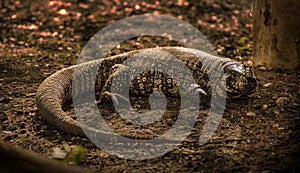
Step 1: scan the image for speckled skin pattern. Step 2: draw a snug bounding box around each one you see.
[36,47,257,138]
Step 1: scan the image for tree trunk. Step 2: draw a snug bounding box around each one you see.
[0,141,94,173]
[252,0,300,70]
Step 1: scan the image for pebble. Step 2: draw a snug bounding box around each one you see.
[262,104,268,110]
[274,110,280,116]
[263,83,273,87]
[259,66,267,71]
[63,143,71,152]
[2,131,12,134]
[3,120,10,125]
[51,147,67,159]
[246,111,256,117]
[272,123,279,128]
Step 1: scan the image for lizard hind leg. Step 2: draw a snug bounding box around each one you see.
[100,64,131,105]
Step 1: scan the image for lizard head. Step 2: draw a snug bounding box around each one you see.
[224,63,257,98]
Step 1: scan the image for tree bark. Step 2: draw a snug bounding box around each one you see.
[0,141,94,173]
[252,0,300,70]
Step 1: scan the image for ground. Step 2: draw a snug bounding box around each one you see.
[0,0,299,172]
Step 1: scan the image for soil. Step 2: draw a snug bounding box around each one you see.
[0,0,299,172]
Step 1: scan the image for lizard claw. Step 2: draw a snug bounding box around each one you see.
[188,84,207,96]
[101,91,130,105]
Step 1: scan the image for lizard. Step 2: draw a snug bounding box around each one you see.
[36,47,257,141]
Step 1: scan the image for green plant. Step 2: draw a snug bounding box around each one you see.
[60,143,86,164]
[68,145,86,164]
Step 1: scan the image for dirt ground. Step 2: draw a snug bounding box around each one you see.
[0,0,299,172]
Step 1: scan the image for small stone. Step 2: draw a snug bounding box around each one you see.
[180,148,195,154]
[259,66,267,71]
[274,110,280,116]
[2,131,12,134]
[262,104,268,110]
[263,83,273,87]
[51,147,67,159]
[3,120,10,125]
[273,123,279,128]
[82,138,88,141]
[246,112,256,117]
[68,161,76,165]
[63,143,71,152]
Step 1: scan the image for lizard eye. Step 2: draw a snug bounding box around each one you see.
[245,67,255,77]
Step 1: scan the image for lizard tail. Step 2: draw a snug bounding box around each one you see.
[36,66,86,137]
